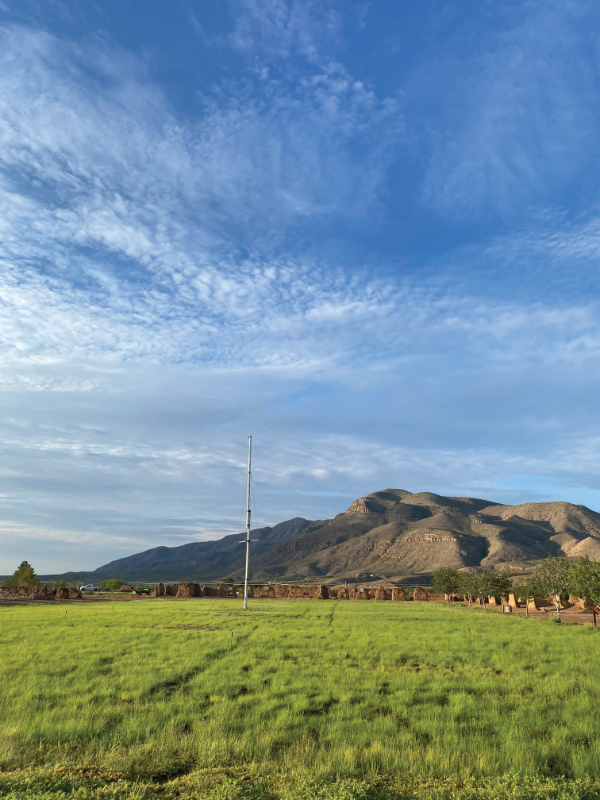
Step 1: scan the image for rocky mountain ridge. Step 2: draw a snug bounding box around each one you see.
[91,489,600,582]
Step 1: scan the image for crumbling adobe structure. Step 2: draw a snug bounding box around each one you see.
[155,583,332,599]
[248,584,331,600]
[0,586,82,600]
[149,581,598,612]
[175,583,202,598]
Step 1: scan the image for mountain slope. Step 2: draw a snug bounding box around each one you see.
[92,489,600,581]
[94,517,313,581]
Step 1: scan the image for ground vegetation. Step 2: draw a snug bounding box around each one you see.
[1,599,600,798]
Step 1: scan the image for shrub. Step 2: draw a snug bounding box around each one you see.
[100,579,126,592]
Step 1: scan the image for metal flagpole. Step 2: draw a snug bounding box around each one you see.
[243,436,252,610]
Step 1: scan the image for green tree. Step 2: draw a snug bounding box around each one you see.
[100,579,126,592]
[480,570,512,603]
[531,557,571,620]
[431,568,461,597]
[471,571,491,609]
[459,572,477,606]
[460,570,512,609]
[569,556,600,606]
[511,578,538,616]
[1,561,42,587]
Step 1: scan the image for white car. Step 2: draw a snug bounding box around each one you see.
[80,584,99,591]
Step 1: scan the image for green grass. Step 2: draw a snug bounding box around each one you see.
[1,599,600,798]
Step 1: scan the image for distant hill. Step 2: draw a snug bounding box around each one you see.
[93,517,313,582]
[90,489,600,582]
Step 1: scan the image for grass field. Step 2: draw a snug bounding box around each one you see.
[2,598,600,799]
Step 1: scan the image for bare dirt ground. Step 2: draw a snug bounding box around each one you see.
[0,594,134,607]
[459,600,599,626]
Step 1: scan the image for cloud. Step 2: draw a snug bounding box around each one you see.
[0,21,403,389]
[229,0,343,62]
[417,0,600,221]
[0,22,402,265]
[2,9,600,573]
[5,385,600,572]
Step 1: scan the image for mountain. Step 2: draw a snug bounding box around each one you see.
[91,489,600,582]
[94,517,313,581]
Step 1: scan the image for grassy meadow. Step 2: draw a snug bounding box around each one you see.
[2,598,600,799]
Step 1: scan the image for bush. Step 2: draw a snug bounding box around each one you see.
[100,579,126,592]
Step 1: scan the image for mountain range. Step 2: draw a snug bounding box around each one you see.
[91,489,600,583]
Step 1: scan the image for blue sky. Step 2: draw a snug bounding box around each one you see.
[2,0,600,572]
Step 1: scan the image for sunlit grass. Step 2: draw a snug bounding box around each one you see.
[1,599,600,798]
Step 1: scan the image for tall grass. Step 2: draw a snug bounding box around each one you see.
[1,599,599,797]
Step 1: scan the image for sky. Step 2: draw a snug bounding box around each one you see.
[2,0,600,573]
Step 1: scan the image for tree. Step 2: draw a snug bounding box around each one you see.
[459,573,477,606]
[100,579,126,592]
[432,568,462,597]
[479,570,512,603]
[511,579,538,617]
[531,557,571,620]
[569,557,600,606]
[460,570,512,609]
[471,571,490,609]
[1,561,42,587]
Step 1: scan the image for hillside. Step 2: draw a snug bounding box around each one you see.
[91,489,600,582]
[94,517,313,582]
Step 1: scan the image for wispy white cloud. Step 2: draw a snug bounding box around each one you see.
[229,0,342,62]
[0,22,401,256]
[418,0,600,220]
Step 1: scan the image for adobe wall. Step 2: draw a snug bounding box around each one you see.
[337,586,406,601]
[249,584,332,600]
[156,583,332,600]
[152,582,595,612]
[0,586,82,600]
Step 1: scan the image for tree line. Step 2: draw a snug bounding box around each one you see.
[432,556,600,620]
